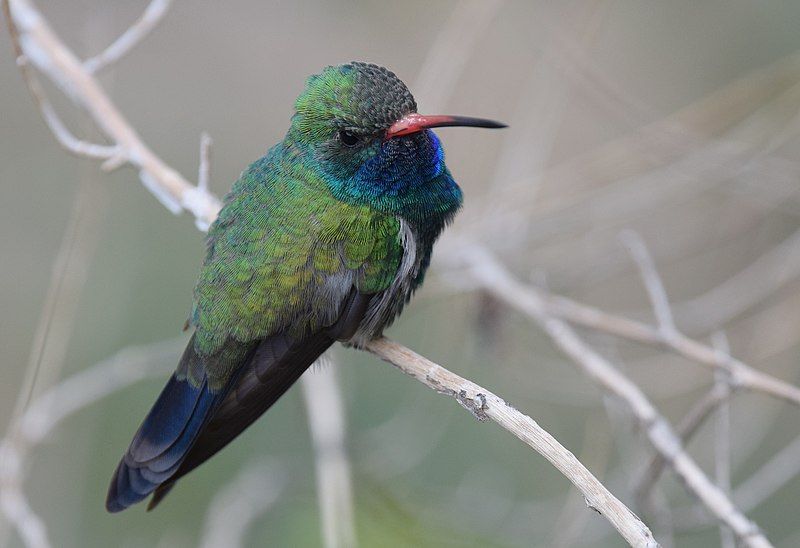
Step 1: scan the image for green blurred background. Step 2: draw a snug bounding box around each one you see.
[3,1,800,546]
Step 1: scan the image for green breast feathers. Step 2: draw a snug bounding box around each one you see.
[190,153,403,356]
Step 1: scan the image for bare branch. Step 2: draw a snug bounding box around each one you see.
[551,414,613,548]
[364,337,659,548]
[619,231,677,335]
[301,358,357,548]
[0,488,47,548]
[712,333,735,548]
[532,288,800,406]
[458,244,771,548]
[197,131,212,193]
[4,0,220,229]
[635,379,734,505]
[83,0,171,74]
[2,2,117,160]
[677,433,800,530]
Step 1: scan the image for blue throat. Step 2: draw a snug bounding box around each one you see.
[323,130,463,229]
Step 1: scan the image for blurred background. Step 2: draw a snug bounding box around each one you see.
[3,1,800,546]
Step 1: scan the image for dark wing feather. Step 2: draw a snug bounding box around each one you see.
[105,338,247,512]
[147,292,372,509]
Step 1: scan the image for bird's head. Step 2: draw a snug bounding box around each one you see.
[288,62,505,221]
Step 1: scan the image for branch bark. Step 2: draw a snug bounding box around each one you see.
[365,337,658,548]
[4,0,220,230]
[457,244,772,548]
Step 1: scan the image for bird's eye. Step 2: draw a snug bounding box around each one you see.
[338,130,360,147]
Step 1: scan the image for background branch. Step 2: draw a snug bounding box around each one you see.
[301,358,358,548]
[4,0,220,230]
[82,0,171,75]
[456,244,771,548]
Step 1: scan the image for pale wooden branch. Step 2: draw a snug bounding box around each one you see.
[457,244,771,548]
[550,414,613,548]
[83,0,171,74]
[712,334,735,548]
[301,358,357,548]
[536,285,800,406]
[2,1,117,160]
[0,487,46,548]
[364,337,659,548]
[4,0,221,230]
[635,378,734,506]
[618,230,677,335]
[676,433,800,530]
[197,131,212,193]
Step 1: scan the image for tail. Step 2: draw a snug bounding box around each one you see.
[107,292,371,512]
[105,332,334,512]
[105,339,227,512]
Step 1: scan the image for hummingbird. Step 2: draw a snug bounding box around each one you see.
[106,62,505,512]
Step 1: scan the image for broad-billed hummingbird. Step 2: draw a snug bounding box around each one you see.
[106,62,505,512]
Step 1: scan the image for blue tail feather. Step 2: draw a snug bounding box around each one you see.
[105,374,219,513]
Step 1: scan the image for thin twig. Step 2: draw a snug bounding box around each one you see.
[197,131,212,193]
[4,0,220,229]
[301,358,357,548]
[635,379,734,507]
[2,0,117,159]
[535,289,800,406]
[83,0,171,74]
[712,333,735,548]
[459,244,771,548]
[364,337,659,548]
[0,489,47,548]
[676,433,800,530]
[619,230,677,334]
